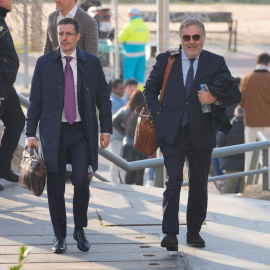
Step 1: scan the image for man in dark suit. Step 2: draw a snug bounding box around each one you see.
[144,18,241,250]
[44,0,98,56]
[25,18,112,253]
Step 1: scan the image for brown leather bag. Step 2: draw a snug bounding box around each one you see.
[134,49,179,156]
[19,146,47,197]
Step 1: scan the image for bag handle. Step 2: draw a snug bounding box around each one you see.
[25,146,39,156]
[159,48,179,104]
[135,105,149,117]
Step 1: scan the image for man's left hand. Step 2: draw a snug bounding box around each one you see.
[100,134,110,150]
[197,84,217,104]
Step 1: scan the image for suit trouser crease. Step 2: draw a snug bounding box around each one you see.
[0,86,25,168]
[47,122,90,239]
[161,125,212,234]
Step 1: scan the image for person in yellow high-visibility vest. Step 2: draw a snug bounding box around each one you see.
[118,7,150,91]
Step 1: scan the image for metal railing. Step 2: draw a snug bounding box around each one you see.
[18,93,270,191]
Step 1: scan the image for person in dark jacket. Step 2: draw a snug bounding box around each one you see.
[25,18,112,254]
[0,0,25,191]
[217,106,245,193]
[144,18,241,250]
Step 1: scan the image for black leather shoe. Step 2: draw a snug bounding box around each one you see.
[52,238,67,253]
[161,232,178,251]
[186,232,205,247]
[0,184,4,191]
[73,228,90,252]
[0,169,19,183]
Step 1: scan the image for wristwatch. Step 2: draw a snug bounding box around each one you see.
[214,98,223,106]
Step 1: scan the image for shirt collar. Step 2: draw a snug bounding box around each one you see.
[60,48,77,60]
[255,64,269,71]
[59,4,77,18]
[69,5,78,18]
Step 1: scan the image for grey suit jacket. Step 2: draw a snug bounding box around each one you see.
[43,7,98,56]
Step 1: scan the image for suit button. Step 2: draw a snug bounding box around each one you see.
[86,88,89,90]
[186,102,188,105]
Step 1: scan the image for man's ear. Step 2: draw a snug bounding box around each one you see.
[76,33,81,42]
[0,0,5,8]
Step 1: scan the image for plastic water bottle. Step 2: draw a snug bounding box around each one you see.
[200,84,211,113]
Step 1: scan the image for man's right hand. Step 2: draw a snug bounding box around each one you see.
[26,137,39,150]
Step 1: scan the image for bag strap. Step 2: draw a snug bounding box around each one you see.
[125,111,135,128]
[159,48,179,104]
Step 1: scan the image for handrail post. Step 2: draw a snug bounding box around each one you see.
[262,148,269,190]
[155,165,164,188]
[246,150,259,186]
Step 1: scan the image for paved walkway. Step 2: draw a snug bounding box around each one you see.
[0,179,270,270]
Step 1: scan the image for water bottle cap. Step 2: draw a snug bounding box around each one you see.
[200,84,205,87]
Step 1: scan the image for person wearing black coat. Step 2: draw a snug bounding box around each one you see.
[25,18,112,254]
[144,18,241,250]
[0,0,26,190]
[217,106,245,193]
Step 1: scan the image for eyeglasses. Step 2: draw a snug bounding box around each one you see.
[181,34,201,42]
[57,32,77,38]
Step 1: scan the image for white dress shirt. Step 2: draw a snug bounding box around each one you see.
[57,5,78,23]
[181,49,200,85]
[60,49,81,122]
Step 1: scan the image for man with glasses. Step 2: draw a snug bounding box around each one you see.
[144,18,241,250]
[25,18,112,254]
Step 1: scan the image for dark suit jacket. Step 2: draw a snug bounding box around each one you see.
[43,7,98,56]
[26,47,112,172]
[143,46,241,150]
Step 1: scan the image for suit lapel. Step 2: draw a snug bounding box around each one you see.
[53,12,58,28]
[74,7,82,22]
[52,12,58,45]
[76,48,87,94]
[189,50,208,97]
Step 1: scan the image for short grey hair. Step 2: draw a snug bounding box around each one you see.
[179,18,205,35]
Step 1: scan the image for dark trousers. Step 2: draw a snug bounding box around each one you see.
[161,125,212,234]
[0,84,25,169]
[125,168,145,186]
[47,122,90,239]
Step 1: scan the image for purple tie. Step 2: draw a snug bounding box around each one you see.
[64,56,77,124]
